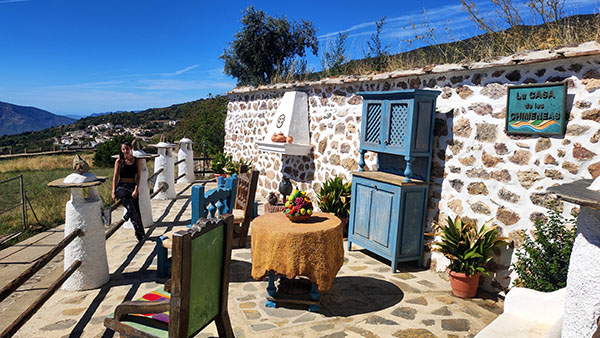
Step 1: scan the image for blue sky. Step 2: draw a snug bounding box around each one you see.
[0,0,597,117]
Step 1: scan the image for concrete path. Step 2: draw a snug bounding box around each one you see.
[0,182,503,337]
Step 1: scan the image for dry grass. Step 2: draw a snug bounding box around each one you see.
[0,153,96,173]
[292,10,600,83]
[0,153,114,245]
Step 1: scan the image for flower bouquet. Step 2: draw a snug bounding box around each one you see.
[284,189,313,222]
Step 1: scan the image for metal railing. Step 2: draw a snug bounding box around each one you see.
[194,156,213,176]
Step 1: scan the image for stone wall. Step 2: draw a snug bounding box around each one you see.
[225,42,600,291]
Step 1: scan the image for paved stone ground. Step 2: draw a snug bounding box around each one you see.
[1,182,503,337]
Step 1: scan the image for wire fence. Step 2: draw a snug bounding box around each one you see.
[0,175,39,244]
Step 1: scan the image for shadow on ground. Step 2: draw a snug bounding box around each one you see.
[320,276,404,316]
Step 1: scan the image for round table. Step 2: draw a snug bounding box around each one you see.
[251,212,344,310]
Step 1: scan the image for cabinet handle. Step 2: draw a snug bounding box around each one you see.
[371,184,378,190]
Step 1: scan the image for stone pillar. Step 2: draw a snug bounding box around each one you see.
[49,170,109,291]
[548,178,600,338]
[177,138,195,184]
[152,142,176,199]
[123,151,156,228]
[562,207,600,337]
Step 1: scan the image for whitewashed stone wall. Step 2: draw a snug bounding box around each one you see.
[225,43,600,291]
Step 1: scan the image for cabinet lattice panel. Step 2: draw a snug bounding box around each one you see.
[388,103,408,146]
[365,103,382,144]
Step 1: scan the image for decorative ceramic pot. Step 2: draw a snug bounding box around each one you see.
[267,191,279,205]
[279,177,292,197]
[447,269,480,298]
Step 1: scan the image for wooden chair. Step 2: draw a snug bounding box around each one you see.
[156,176,237,278]
[231,170,259,248]
[105,215,234,338]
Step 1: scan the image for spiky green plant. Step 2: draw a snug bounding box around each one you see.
[211,152,232,174]
[317,177,352,219]
[434,216,507,276]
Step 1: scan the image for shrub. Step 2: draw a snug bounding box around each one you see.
[512,206,577,291]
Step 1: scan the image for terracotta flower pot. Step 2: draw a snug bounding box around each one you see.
[214,173,227,183]
[447,269,480,298]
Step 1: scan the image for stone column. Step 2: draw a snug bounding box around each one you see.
[49,169,109,291]
[176,138,195,184]
[151,141,176,199]
[125,151,157,228]
[548,178,600,338]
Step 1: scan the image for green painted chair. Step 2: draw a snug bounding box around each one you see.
[104,215,234,338]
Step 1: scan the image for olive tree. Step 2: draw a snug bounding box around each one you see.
[221,6,318,86]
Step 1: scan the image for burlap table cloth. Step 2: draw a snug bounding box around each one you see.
[251,212,344,293]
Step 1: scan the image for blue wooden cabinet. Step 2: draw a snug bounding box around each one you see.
[348,90,440,271]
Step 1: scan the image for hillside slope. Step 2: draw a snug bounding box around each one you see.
[0,102,75,136]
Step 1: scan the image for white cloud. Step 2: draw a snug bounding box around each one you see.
[171,64,200,76]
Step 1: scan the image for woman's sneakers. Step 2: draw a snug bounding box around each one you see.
[122,212,130,221]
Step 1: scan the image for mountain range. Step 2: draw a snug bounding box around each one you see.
[0,101,76,136]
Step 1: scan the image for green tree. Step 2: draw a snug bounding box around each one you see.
[321,32,348,76]
[221,6,319,86]
[93,135,134,167]
[171,96,228,157]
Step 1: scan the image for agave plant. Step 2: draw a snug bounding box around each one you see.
[211,152,232,174]
[434,216,507,276]
[317,177,352,219]
[225,157,253,175]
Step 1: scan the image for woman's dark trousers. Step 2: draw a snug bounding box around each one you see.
[115,183,144,238]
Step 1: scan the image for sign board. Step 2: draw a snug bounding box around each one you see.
[506,82,567,135]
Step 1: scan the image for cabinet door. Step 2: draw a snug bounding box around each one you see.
[399,189,426,258]
[369,187,395,248]
[361,101,384,152]
[352,182,373,239]
[383,100,412,154]
[411,99,434,154]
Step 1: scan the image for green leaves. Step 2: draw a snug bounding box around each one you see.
[433,216,507,276]
[512,205,577,292]
[316,176,352,219]
[221,6,318,86]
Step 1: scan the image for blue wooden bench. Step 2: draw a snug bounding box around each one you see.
[156,176,237,278]
[105,215,235,337]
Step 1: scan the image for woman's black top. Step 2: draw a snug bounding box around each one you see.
[120,158,137,179]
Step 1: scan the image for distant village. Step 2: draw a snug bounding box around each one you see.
[58,120,178,148]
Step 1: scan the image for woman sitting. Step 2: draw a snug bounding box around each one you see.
[112,141,144,241]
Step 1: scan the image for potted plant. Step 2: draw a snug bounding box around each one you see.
[433,216,507,298]
[225,158,252,175]
[317,177,352,234]
[211,152,231,182]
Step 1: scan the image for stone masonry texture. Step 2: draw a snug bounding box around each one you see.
[225,43,600,292]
